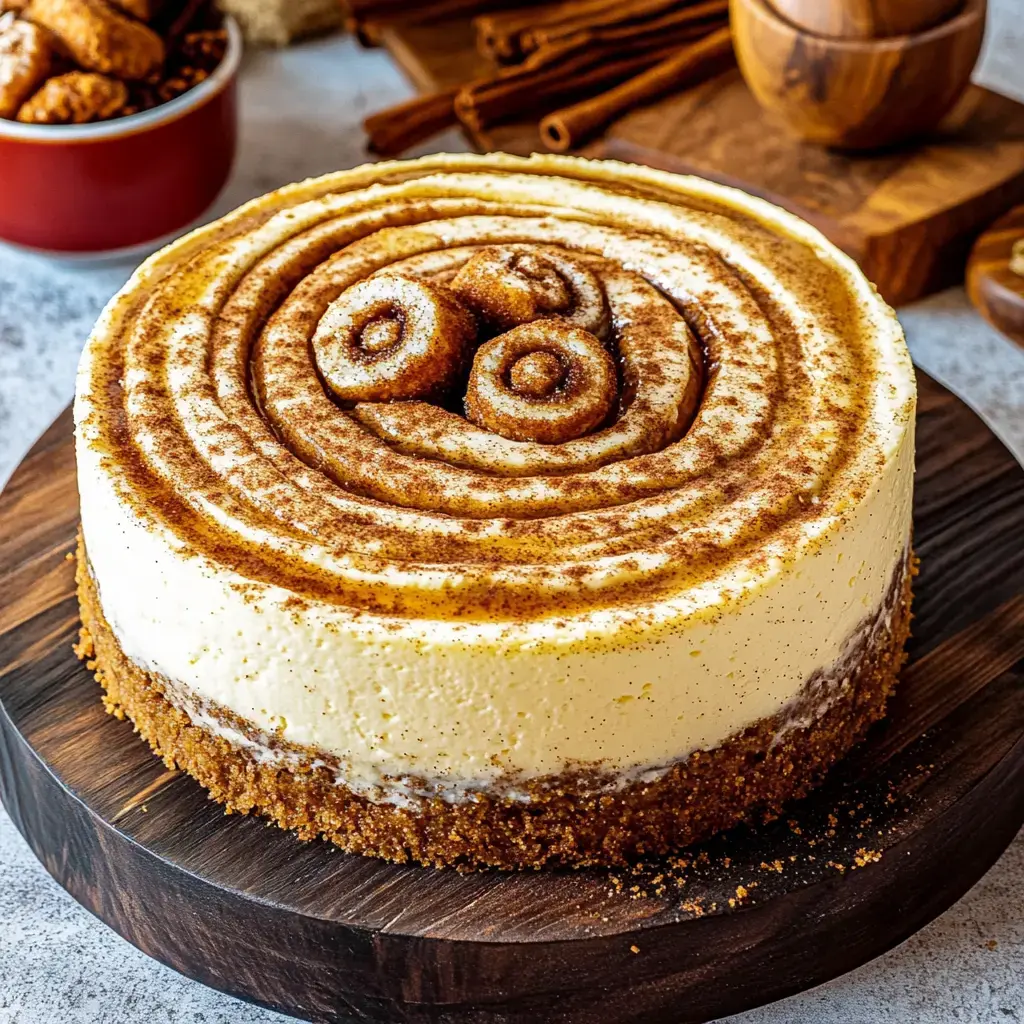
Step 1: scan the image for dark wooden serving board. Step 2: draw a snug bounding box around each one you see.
[2,373,1024,1024]
[380,19,1024,307]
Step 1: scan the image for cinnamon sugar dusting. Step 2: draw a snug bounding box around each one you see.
[75,153,913,625]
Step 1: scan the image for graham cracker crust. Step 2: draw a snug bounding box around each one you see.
[75,537,914,870]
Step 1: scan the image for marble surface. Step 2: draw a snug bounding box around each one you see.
[2,7,1024,1022]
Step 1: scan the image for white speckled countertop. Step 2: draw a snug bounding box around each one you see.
[2,8,1024,1023]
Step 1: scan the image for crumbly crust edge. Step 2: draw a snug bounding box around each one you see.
[75,536,914,870]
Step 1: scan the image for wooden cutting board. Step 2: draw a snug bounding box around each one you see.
[2,373,1024,1023]
[381,19,1024,307]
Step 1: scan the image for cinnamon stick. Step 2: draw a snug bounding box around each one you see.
[363,3,730,154]
[528,0,728,53]
[474,0,624,62]
[364,29,591,153]
[474,7,543,62]
[455,35,681,133]
[524,0,686,53]
[363,87,460,156]
[476,0,700,63]
[539,24,734,152]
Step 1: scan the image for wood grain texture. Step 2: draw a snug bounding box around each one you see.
[379,19,550,156]
[967,203,1024,348]
[380,18,1024,307]
[605,74,1024,306]
[731,0,985,149]
[768,0,966,39]
[0,374,1023,1023]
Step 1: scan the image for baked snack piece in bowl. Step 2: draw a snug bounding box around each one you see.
[0,3,239,254]
[74,153,916,869]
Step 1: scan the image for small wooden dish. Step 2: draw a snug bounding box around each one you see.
[967,204,1024,349]
[769,0,967,39]
[730,0,986,149]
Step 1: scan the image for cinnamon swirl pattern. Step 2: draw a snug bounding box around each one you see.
[75,154,916,868]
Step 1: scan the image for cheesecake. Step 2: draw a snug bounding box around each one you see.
[74,153,916,868]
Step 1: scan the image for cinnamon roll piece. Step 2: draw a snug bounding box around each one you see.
[313,274,476,403]
[24,0,165,80]
[465,320,617,444]
[451,245,610,337]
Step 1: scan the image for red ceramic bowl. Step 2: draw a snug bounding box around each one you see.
[0,17,241,256]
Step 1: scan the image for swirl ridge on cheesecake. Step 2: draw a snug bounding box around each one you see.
[74,153,916,868]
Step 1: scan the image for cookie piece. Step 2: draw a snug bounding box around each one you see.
[25,0,164,80]
[17,67,126,121]
[0,13,52,119]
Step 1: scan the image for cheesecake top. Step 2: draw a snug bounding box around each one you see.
[76,152,914,633]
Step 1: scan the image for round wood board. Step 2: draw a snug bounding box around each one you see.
[1,372,1024,1024]
[967,204,1024,348]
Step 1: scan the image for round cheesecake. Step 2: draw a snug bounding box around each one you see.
[74,153,916,869]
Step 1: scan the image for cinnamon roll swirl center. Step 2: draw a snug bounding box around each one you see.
[509,350,565,399]
[359,313,403,355]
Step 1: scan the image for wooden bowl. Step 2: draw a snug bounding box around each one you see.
[731,0,987,150]
[769,0,967,39]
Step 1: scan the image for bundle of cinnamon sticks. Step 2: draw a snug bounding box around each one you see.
[351,0,734,157]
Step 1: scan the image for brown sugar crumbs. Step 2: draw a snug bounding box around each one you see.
[853,848,881,868]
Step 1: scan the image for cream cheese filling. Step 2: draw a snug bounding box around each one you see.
[77,418,913,803]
